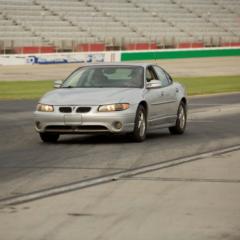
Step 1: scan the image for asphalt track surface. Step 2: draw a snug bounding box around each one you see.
[0,93,240,202]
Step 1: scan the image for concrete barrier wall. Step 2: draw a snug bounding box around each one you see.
[0,51,121,66]
[1,47,240,66]
[121,47,240,61]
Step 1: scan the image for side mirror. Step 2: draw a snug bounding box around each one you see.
[146,80,162,89]
[54,80,63,88]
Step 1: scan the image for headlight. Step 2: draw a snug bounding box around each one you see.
[98,103,129,112]
[36,104,54,112]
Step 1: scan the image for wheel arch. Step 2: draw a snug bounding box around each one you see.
[181,97,187,107]
[138,101,148,116]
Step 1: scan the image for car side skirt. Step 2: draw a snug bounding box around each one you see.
[147,115,177,130]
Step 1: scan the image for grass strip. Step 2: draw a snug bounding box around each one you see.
[0,76,240,100]
[0,81,53,100]
[176,75,240,96]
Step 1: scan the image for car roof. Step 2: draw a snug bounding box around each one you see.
[81,62,153,68]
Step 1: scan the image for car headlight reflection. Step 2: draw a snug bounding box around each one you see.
[98,103,129,112]
[37,104,54,112]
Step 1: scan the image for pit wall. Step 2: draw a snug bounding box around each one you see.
[0,47,239,66]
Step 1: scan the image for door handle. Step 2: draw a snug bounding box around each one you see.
[161,92,164,96]
[176,88,179,93]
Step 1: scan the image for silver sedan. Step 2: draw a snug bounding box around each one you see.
[34,63,187,142]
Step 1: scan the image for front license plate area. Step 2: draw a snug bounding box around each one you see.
[64,114,82,125]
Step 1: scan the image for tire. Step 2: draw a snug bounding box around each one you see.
[132,105,147,142]
[169,102,187,135]
[39,132,59,143]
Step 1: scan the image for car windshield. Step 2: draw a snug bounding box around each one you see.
[62,66,144,88]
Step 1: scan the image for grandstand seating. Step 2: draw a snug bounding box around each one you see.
[0,0,239,53]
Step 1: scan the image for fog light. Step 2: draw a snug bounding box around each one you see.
[35,121,41,129]
[113,121,123,130]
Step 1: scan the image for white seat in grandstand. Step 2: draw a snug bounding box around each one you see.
[0,32,33,37]
[42,32,90,38]
[68,16,110,22]
[26,21,70,27]
[0,26,21,31]
[0,0,239,51]
[0,5,41,10]
[12,16,61,21]
[84,22,121,28]
[51,38,97,49]
[30,26,80,32]
[0,37,43,48]
[124,37,149,43]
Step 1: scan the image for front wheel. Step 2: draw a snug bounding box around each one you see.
[169,102,187,135]
[39,132,59,143]
[132,105,147,142]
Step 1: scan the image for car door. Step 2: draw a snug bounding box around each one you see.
[152,65,178,117]
[144,65,170,127]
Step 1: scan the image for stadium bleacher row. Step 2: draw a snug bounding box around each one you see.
[0,0,239,53]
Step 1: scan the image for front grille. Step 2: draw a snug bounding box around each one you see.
[59,106,91,113]
[45,125,108,132]
[76,107,91,113]
[59,107,72,113]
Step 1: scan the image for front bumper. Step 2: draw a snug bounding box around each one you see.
[34,105,136,134]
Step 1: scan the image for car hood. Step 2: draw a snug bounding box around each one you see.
[40,88,143,105]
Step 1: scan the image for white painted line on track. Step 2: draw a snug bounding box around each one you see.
[189,103,240,119]
[188,120,216,123]
[0,145,240,206]
[189,104,230,106]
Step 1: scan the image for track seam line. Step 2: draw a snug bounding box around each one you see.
[120,177,240,183]
[0,145,240,206]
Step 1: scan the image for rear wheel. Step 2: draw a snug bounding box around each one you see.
[169,102,187,135]
[132,105,147,142]
[39,132,59,143]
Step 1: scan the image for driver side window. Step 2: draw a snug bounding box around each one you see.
[146,67,156,82]
[153,66,171,87]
